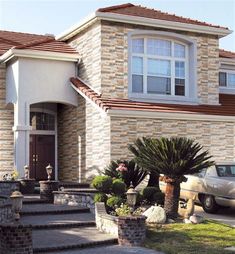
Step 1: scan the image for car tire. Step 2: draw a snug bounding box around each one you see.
[202,195,219,214]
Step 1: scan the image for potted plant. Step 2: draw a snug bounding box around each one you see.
[20,165,35,194]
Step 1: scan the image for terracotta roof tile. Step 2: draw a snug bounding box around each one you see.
[98,3,228,30]
[219,49,235,59]
[0,30,77,56]
[71,77,235,117]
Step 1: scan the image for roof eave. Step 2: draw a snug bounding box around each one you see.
[0,48,80,63]
[219,57,235,66]
[56,11,232,41]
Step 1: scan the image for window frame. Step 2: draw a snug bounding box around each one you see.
[219,70,235,88]
[128,30,198,104]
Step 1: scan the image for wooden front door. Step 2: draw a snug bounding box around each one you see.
[30,135,55,181]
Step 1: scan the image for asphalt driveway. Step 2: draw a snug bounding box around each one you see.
[195,205,235,227]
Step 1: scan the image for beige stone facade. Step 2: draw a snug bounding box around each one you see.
[0,63,14,178]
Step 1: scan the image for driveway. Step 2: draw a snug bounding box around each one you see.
[194,205,235,227]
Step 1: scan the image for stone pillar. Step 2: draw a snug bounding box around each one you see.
[0,224,33,254]
[13,102,31,178]
[118,216,146,246]
[39,181,59,203]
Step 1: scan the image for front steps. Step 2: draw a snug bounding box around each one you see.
[20,195,117,253]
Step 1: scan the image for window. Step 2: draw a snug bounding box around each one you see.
[30,112,55,130]
[131,37,188,97]
[219,71,235,88]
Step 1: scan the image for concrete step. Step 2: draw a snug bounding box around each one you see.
[20,212,95,229]
[21,204,90,215]
[32,227,117,253]
[23,194,48,204]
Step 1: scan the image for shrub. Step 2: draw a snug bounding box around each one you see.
[112,179,126,196]
[142,186,164,204]
[91,175,112,194]
[94,193,108,203]
[106,196,124,209]
[104,160,147,188]
[115,203,131,216]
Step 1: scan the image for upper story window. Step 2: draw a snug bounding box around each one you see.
[219,71,235,88]
[128,31,197,104]
[132,38,187,96]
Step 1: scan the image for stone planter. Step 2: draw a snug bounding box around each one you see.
[0,181,20,196]
[39,181,59,203]
[0,223,33,254]
[20,179,35,194]
[118,216,146,246]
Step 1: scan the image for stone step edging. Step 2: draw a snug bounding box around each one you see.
[32,221,96,230]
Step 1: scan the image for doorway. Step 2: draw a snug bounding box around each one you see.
[30,135,55,180]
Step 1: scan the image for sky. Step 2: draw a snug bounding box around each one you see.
[0,0,234,51]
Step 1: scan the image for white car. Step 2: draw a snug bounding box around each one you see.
[160,163,235,213]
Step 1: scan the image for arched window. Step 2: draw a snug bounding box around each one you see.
[128,31,197,103]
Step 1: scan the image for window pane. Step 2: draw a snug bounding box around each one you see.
[219,72,227,87]
[228,73,235,87]
[174,43,185,58]
[30,112,55,130]
[148,59,171,76]
[147,76,171,94]
[132,39,144,53]
[147,39,171,56]
[132,75,143,93]
[175,78,185,96]
[175,61,185,78]
[132,57,143,74]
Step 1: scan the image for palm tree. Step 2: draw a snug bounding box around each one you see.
[129,137,214,219]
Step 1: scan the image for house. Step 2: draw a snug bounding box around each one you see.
[0,3,235,183]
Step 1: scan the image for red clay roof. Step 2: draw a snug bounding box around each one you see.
[219,49,235,59]
[98,3,228,30]
[0,30,77,56]
[71,77,235,117]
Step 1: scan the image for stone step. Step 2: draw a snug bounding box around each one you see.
[23,194,48,204]
[20,212,95,229]
[21,204,90,216]
[32,227,118,253]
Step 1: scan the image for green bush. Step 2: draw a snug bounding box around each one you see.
[91,175,112,193]
[94,193,108,203]
[106,196,124,209]
[142,187,164,204]
[112,179,126,196]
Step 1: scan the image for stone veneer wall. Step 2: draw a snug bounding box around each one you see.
[57,103,79,181]
[100,20,219,105]
[110,116,235,163]
[0,63,14,179]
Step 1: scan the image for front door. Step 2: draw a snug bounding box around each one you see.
[30,135,55,180]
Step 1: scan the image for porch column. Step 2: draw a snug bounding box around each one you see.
[13,102,31,177]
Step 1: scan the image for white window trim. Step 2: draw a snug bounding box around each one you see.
[128,30,198,104]
[219,70,235,94]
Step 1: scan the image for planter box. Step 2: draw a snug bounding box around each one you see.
[20,179,35,194]
[40,181,59,203]
[0,181,20,196]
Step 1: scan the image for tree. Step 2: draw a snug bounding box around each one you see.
[129,137,214,219]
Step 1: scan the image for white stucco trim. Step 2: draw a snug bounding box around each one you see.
[57,11,231,41]
[107,109,235,122]
[0,48,79,63]
[219,57,235,66]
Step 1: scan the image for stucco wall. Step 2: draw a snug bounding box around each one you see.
[0,63,14,178]
[100,21,219,105]
[110,116,235,163]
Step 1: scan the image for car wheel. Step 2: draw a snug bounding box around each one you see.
[202,195,219,214]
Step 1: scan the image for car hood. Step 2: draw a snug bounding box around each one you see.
[219,177,235,182]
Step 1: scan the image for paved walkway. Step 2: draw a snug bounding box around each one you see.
[43,245,164,254]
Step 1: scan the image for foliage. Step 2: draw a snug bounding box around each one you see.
[94,193,108,203]
[104,159,147,188]
[142,187,165,205]
[129,137,214,218]
[91,175,112,194]
[106,196,124,209]
[112,179,126,196]
[115,203,131,216]
[2,169,19,181]
[145,220,235,254]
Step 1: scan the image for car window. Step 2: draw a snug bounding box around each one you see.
[216,165,235,177]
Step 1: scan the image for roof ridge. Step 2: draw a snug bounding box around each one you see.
[97,3,134,12]
[0,29,54,38]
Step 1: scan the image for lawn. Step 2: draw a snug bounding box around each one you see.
[144,220,235,254]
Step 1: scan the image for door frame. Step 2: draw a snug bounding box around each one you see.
[30,108,58,180]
